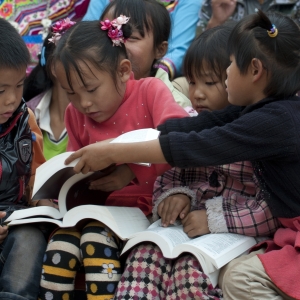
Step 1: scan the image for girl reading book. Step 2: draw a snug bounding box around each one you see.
[39,16,188,299]
[65,11,300,299]
[114,22,279,299]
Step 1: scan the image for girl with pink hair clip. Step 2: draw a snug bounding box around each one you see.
[39,15,188,300]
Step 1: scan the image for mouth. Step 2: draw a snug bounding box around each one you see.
[1,111,13,118]
[86,111,101,118]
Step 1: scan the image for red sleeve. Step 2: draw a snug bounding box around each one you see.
[65,104,84,151]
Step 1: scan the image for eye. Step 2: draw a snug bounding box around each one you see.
[188,80,195,85]
[0,90,4,94]
[87,87,97,93]
[206,81,217,86]
[66,91,75,95]
[17,83,24,88]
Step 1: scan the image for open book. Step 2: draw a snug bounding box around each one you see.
[121,220,257,287]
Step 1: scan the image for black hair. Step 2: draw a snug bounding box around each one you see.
[184,22,235,84]
[53,20,131,91]
[23,32,56,101]
[228,10,300,98]
[101,0,171,77]
[0,18,30,70]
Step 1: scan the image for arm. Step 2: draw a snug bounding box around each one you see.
[161,0,202,79]
[82,0,110,21]
[158,104,242,135]
[206,194,280,237]
[65,104,84,151]
[27,108,46,203]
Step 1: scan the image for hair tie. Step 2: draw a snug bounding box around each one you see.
[267,24,278,38]
[40,46,46,67]
[48,18,76,45]
[100,15,130,47]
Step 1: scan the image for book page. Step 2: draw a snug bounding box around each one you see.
[5,206,63,223]
[7,217,63,227]
[122,223,192,258]
[110,129,160,167]
[110,128,160,143]
[174,233,256,269]
[61,205,150,240]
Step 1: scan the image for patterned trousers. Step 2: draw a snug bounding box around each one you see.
[115,243,223,300]
[39,221,121,300]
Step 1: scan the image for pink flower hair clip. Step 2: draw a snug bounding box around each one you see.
[100,15,130,47]
[48,18,76,45]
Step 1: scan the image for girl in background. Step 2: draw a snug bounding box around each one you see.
[39,16,188,300]
[24,22,72,160]
[114,23,279,300]
[100,0,191,108]
[65,11,300,299]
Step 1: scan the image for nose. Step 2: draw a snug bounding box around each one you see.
[193,85,205,101]
[5,92,17,106]
[79,96,93,109]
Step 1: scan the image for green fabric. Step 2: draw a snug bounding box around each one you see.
[43,130,68,160]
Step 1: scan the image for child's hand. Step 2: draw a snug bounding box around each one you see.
[89,164,135,191]
[158,194,190,227]
[182,210,210,238]
[36,199,58,209]
[0,211,8,244]
[65,139,114,174]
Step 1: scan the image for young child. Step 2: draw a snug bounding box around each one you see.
[83,0,201,79]
[65,11,300,299]
[0,18,55,300]
[39,17,189,300]
[113,23,279,299]
[100,0,191,108]
[24,27,71,160]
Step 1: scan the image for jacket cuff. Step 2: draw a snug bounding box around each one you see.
[152,187,196,222]
[205,196,228,233]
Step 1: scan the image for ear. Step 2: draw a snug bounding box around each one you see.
[250,58,265,83]
[118,59,132,83]
[155,41,168,59]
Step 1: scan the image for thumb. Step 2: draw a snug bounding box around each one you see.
[0,211,6,218]
[180,205,190,219]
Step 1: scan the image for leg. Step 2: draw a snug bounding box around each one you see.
[219,250,294,300]
[39,228,82,300]
[0,225,46,300]
[166,254,223,300]
[115,243,172,300]
[81,221,121,299]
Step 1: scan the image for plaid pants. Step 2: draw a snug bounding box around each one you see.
[115,243,223,300]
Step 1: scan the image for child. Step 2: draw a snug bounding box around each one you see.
[113,23,279,299]
[83,0,201,79]
[100,0,191,108]
[24,27,70,160]
[0,18,55,300]
[65,11,300,299]
[39,17,189,300]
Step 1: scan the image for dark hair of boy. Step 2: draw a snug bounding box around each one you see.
[184,22,235,83]
[0,18,30,70]
[101,0,171,77]
[228,10,300,98]
[53,20,131,91]
[23,32,56,101]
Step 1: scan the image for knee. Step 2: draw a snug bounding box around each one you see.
[10,225,46,249]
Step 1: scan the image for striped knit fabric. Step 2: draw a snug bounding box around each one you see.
[39,222,121,300]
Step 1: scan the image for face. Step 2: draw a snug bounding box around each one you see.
[54,60,128,123]
[225,55,254,106]
[0,66,26,124]
[125,27,158,80]
[188,62,229,113]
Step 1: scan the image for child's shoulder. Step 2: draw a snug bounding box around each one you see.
[132,76,169,90]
